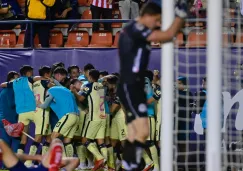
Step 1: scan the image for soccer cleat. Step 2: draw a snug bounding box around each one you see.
[92,159,104,171]
[77,162,87,170]
[49,143,63,171]
[142,162,154,171]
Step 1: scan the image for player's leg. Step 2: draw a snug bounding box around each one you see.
[84,121,104,170]
[148,117,159,171]
[60,114,79,157]
[17,112,34,154]
[0,139,28,171]
[25,108,49,167]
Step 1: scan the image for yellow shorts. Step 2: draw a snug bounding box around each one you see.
[155,117,161,141]
[105,115,110,137]
[110,116,127,141]
[53,113,79,138]
[147,117,156,141]
[18,111,35,125]
[33,108,50,135]
[82,120,106,140]
[74,111,87,137]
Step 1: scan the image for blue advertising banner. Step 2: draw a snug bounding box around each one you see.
[0,48,242,164]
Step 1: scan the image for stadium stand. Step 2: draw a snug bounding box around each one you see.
[16,31,39,48]
[175,32,185,47]
[49,30,64,47]
[89,31,112,47]
[65,30,89,47]
[78,9,93,28]
[185,29,207,48]
[0,30,16,48]
[112,31,120,47]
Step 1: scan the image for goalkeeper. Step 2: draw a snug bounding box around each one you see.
[117,0,187,170]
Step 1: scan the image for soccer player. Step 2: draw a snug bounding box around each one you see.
[0,138,79,171]
[69,79,91,170]
[37,86,79,158]
[71,69,107,171]
[52,67,68,86]
[99,71,109,79]
[107,76,127,170]
[117,1,187,169]
[175,76,193,171]
[78,63,95,84]
[0,71,20,156]
[68,65,80,80]
[143,71,159,171]
[0,65,46,155]
[25,66,55,167]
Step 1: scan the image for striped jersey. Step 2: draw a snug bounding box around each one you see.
[92,0,112,9]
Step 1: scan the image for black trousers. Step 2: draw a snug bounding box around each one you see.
[90,5,112,32]
[24,22,51,48]
[0,15,25,30]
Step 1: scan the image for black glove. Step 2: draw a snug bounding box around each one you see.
[175,0,187,19]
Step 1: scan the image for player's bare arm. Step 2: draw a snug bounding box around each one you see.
[70,85,86,102]
[147,0,187,43]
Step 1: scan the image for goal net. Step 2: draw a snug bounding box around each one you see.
[162,0,243,171]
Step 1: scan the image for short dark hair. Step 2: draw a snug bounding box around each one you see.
[39,66,51,76]
[84,63,95,72]
[70,78,81,85]
[68,65,80,74]
[145,70,153,82]
[99,71,109,77]
[7,71,19,82]
[19,65,33,76]
[140,2,161,17]
[89,69,100,81]
[178,76,187,85]
[202,77,206,82]
[51,62,65,73]
[107,76,119,85]
[111,72,120,78]
[53,67,68,76]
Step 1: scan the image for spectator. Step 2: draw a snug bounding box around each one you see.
[119,0,139,25]
[24,0,55,48]
[51,0,80,30]
[0,0,25,30]
[90,0,113,32]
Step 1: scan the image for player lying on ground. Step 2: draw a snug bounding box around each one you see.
[117,0,187,170]
[0,138,79,171]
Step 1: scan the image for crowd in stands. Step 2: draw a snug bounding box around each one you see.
[0,0,242,48]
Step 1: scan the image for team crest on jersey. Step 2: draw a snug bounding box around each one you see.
[84,87,89,92]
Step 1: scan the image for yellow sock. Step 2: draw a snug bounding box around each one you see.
[42,145,49,155]
[100,147,108,161]
[87,142,104,160]
[150,145,159,169]
[143,150,153,165]
[17,149,24,155]
[25,144,38,166]
[64,143,74,157]
[107,146,115,169]
[76,145,87,163]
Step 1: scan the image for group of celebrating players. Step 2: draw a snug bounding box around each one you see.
[0,62,161,171]
[0,0,188,170]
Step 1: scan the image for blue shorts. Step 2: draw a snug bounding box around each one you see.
[9,161,48,171]
[0,127,20,153]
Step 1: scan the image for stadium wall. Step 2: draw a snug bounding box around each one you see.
[0,48,242,154]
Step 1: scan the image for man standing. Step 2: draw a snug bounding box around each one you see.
[117,1,187,169]
[37,86,80,158]
[0,71,20,155]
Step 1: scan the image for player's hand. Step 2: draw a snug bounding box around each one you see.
[36,100,42,108]
[99,114,106,119]
[175,0,187,19]
[153,70,159,76]
[70,84,76,92]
